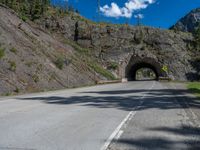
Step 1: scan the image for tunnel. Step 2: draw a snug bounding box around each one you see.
[125,57,164,81]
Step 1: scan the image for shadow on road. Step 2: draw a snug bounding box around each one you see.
[17,84,200,150]
[18,88,200,111]
[111,125,200,150]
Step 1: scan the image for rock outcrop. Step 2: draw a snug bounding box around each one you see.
[171,8,200,33]
[77,24,198,81]
[40,14,199,81]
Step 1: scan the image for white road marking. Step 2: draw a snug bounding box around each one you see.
[115,130,124,140]
[100,81,156,150]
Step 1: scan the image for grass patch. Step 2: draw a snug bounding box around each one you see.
[10,47,18,54]
[107,62,118,70]
[54,57,64,70]
[0,47,5,59]
[89,63,116,80]
[8,61,17,71]
[187,82,200,100]
[32,74,39,83]
[20,14,28,22]
[64,39,90,54]
[14,87,20,93]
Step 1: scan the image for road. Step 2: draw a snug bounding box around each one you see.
[0,81,199,150]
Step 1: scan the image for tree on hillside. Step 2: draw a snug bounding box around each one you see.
[31,0,41,20]
[41,0,50,14]
[0,0,50,20]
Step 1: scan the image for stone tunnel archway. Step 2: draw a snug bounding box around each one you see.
[125,56,165,81]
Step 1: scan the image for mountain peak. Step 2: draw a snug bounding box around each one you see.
[171,7,200,33]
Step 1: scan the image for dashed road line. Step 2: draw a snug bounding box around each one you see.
[100,81,156,150]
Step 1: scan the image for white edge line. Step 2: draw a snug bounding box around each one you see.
[100,81,155,150]
[115,130,124,140]
[100,111,135,150]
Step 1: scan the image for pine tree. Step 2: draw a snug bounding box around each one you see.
[31,0,41,20]
[41,0,50,15]
[0,0,50,21]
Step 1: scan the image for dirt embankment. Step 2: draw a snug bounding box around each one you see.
[0,5,110,95]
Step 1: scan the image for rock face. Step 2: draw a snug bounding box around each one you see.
[42,15,198,81]
[171,8,200,33]
[76,24,198,81]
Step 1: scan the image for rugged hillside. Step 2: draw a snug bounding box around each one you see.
[0,3,199,95]
[171,8,200,33]
[39,13,199,81]
[0,4,113,95]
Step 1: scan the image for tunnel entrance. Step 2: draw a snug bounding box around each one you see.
[127,62,159,81]
[125,57,164,81]
[135,67,157,81]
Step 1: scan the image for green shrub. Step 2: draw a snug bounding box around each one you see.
[20,15,28,22]
[187,82,200,100]
[32,74,39,83]
[14,87,19,93]
[10,47,17,54]
[8,61,16,71]
[0,48,5,59]
[55,57,64,70]
[5,92,12,96]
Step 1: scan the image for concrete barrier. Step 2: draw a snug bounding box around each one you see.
[97,80,122,84]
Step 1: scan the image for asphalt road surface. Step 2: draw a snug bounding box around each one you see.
[0,81,199,150]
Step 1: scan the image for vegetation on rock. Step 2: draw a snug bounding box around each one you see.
[54,57,64,70]
[187,82,200,100]
[8,61,16,71]
[89,63,116,80]
[0,47,5,59]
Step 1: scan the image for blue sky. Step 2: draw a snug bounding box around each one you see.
[51,0,200,29]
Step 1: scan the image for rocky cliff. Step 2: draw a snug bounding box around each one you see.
[171,8,200,33]
[39,13,199,81]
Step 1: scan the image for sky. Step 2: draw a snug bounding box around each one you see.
[51,0,200,29]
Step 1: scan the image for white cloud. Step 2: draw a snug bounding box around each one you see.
[100,0,155,18]
[134,13,144,19]
[100,3,122,18]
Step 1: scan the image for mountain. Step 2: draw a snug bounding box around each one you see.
[171,8,200,33]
